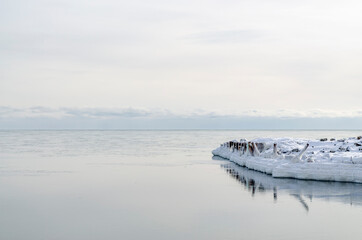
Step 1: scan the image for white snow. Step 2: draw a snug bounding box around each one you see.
[212,137,362,183]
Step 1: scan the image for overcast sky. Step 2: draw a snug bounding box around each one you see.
[1,0,362,128]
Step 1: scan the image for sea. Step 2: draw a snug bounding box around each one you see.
[0,130,361,240]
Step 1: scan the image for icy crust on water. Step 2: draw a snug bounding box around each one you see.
[212,137,362,183]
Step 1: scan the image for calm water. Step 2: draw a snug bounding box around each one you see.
[0,130,362,240]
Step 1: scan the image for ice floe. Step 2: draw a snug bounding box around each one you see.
[212,136,362,183]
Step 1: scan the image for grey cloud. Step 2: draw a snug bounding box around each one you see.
[0,106,362,129]
[61,108,154,118]
[1,107,362,120]
[0,107,166,119]
[0,106,67,118]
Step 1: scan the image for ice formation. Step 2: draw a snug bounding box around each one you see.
[215,158,362,209]
[212,136,362,183]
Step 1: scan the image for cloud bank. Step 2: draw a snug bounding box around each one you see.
[0,107,361,129]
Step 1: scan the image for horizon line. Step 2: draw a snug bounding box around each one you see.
[1,128,362,131]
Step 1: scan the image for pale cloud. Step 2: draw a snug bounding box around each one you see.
[1,106,362,120]
[0,106,68,119]
[184,30,261,44]
[1,0,362,126]
[0,107,155,119]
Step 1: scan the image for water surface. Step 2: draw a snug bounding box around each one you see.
[0,130,361,240]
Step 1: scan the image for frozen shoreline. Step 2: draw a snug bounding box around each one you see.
[212,137,362,183]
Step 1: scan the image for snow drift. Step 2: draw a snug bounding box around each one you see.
[212,136,362,183]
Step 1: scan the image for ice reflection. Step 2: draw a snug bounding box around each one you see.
[214,156,362,211]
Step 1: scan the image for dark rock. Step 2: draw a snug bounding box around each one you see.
[330,150,336,153]
[338,139,345,142]
[355,143,362,147]
[330,138,336,141]
[357,136,362,140]
[292,148,300,152]
[256,143,265,152]
[339,147,346,151]
[320,138,328,141]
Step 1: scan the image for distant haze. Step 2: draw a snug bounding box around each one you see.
[1,0,362,129]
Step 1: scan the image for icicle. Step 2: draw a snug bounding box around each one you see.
[273,143,279,158]
[253,142,260,157]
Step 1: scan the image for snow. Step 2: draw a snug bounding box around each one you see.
[212,137,362,183]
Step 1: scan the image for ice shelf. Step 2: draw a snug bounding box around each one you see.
[212,137,362,183]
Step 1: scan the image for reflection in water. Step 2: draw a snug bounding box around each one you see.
[214,156,362,211]
[291,194,309,212]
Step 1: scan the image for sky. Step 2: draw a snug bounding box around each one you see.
[1,0,362,129]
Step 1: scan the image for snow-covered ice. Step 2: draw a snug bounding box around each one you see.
[212,137,362,183]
